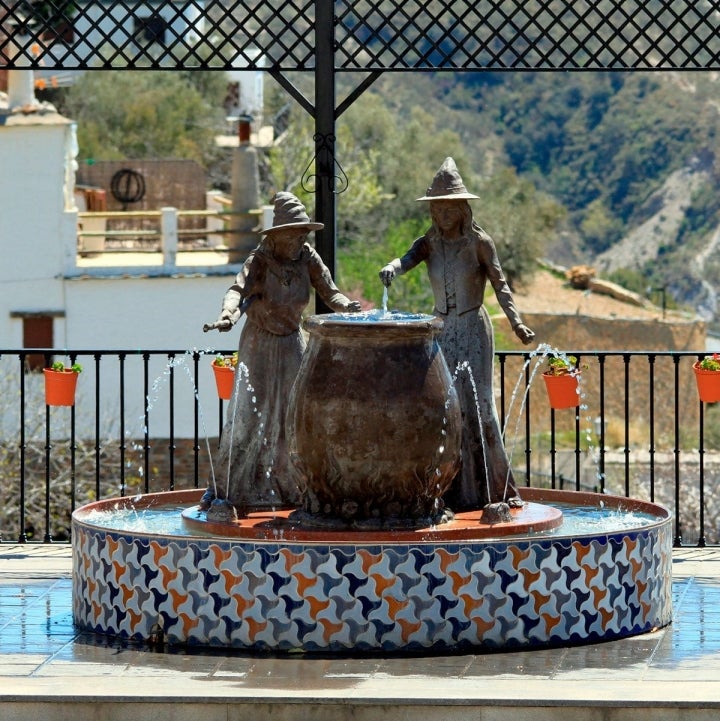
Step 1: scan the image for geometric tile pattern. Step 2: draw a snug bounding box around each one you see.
[72,513,673,652]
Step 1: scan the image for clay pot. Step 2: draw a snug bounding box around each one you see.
[43,368,79,407]
[287,312,462,527]
[542,372,580,410]
[212,361,235,400]
[693,362,720,403]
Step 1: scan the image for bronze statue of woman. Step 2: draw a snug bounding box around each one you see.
[380,158,535,511]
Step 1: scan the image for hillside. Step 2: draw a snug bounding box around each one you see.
[513,267,688,324]
[370,71,720,332]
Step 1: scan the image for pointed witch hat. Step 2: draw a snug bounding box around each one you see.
[261,191,324,233]
[416,157,480,201]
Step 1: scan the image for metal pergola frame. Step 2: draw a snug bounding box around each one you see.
[2,0,718,279]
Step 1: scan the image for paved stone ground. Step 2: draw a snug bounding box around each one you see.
[1,545,720,721]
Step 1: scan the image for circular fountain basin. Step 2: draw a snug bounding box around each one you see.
[72,487,672,653]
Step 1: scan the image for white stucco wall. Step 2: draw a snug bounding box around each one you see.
[1,273,244,440]
[0,121,72,284]
[63,274,236,351]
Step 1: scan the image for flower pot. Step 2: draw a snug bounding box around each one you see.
[693,362,720,403]
[542,372,580,410]
[43,368,79,406]
[212,362,235,400]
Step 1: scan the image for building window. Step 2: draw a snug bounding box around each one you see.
[22,316,54,372]
[134,15,167,45]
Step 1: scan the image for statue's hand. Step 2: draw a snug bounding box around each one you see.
[514,323,535,346]
[202,315,234,333]
[344,300,362,313]
[215,309,237,332]
[379,265,395,287]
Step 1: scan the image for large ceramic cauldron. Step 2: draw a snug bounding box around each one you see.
[287,311,462,528]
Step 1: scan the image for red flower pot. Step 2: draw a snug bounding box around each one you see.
[693,362,720,403]
[542,372,580,410]
[43,368,79,406]
[212,362,235,400]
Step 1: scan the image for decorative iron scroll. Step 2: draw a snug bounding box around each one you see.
[301,133,349,195]
[1,0,719,71]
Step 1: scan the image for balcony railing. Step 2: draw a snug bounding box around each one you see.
[0,348,716,547]
[76,207,262,258]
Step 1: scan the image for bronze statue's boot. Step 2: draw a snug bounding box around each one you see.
[507,496,525,509]
[206,498,239,523]
[480,501,512,524]
[198,488,215,510]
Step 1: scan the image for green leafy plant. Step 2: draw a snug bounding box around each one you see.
[544,355,580,376]
[49,360,82,373]
[213,353,238,368]
[698,353,720,371]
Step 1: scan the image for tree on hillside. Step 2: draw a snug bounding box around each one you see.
[56,71,227,167]
[476,167,566,289]
[338,217,432,312]
[338,167,564,309]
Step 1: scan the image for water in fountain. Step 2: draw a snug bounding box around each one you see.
[452,360,492,504]
[216,359,262,500]
[498,343,607,493]
[81,494,664,538]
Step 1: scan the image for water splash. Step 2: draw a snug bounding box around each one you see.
[452,360,492,503]
[331,309,433,323]
[499,343,602,492]
[221,360,263,498]
[128,349,217,492]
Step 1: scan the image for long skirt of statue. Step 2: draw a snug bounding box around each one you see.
[440,304,519,510]
[210,320,305,512]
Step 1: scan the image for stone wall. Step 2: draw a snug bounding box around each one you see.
[518,311,705,353]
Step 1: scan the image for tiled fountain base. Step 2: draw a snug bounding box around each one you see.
[72,488,673,652]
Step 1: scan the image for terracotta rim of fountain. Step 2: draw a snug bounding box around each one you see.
[73,487,670,545]
[179,500,563,543]
[74,489,564,543]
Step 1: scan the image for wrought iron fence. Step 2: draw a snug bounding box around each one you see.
[0,347,717,547]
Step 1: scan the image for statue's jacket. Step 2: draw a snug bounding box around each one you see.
[389,230,523,327]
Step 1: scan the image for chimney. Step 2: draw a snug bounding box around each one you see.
[7,70,37,110]
[6,16,38,111]
[238,114,253,145]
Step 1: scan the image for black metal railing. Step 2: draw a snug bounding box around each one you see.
[0,347,716,546]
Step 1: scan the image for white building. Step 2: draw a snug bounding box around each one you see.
[0,69,245,438]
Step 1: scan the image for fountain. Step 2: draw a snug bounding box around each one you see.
[72,310,672,653]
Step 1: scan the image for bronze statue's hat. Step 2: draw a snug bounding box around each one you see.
[261,191,324,233]
[416,157,480,201]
